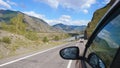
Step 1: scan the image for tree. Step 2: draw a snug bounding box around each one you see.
[10,14,26,34]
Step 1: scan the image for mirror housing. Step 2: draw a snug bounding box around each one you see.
[60,46,80,60]
[87,53,106,68]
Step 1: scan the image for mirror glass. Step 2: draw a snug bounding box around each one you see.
[88,53,106,68]
[60,46,79,60]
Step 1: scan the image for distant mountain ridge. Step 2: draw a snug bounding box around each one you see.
[53,23,86,33]
[0,10,63,33]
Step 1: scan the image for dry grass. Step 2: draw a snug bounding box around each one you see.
[0,30,70,59]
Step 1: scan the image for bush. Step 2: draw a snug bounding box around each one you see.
[0,39,2,42]
[54,36,59,41]
[2,37,11,44]
[25,31,39,41]
[43,37,49,43]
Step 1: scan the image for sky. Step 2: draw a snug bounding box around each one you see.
[0,0,110,26]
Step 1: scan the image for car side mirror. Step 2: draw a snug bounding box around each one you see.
[87,53,106,68]
[60,46,80,60]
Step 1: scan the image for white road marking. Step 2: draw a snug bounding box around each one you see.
[0,43,70,67]
[67,60,72,68]
[67,43,78,68]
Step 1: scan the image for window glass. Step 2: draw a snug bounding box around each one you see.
[89,14,120,68]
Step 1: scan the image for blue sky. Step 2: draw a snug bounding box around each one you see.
[0,0,110,26]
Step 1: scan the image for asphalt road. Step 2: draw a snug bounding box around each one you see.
[0,40,86,68]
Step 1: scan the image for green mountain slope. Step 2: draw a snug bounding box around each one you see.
[85,0,115,38]
[0,10,63,33]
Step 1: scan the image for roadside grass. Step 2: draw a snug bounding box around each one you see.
[38,33,70,40]
[0,41,68,59]
[0,32,71,59]
[0,21,71,59]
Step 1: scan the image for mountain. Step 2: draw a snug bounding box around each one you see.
[85,0,115,38]
[0,10,63,33]
[53,23,86,33]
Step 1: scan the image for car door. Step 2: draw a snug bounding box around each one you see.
[84,1,120,68]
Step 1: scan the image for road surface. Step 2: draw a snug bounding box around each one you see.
[0,40,86,68]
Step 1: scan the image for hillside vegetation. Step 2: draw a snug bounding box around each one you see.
[85,0,115,38]
[0,11,70,59]
[1,14,39,41]
[0,10,63,33]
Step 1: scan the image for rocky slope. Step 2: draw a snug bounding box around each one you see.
[0,10,62,33]
[85,0,116,38]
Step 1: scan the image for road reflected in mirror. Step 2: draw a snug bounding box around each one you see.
[60,46,79,60]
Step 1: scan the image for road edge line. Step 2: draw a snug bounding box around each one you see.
[67,60,72,68]
[0,42,72,67]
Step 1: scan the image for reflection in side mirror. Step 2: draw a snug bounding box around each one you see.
[60,46,80,60]
[87,53,106,68]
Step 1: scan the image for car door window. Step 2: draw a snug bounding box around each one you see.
[89,10,120,68]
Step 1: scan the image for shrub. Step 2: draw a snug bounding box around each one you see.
[25,31,39,41]
[54,36,59,41]
[43,37,49,43]
[0,39,2,42]
[2,37,11,44]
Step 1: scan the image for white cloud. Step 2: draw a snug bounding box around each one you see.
[0,0,11,8]
[46,15,90,26]
[23,11,89,26]
[102,0,110,4]
[6,0,17,6]
[35,0,59,8]
[47,19,89,26]
[59,15,71,22]
[35,0,96,13]
[72,20,90,26]
[60,15,71,19]
[0,0,17,9]
[44,15,72,25]
[83,9,88,14]
[23,11,45,19]
[60,0,96,10]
